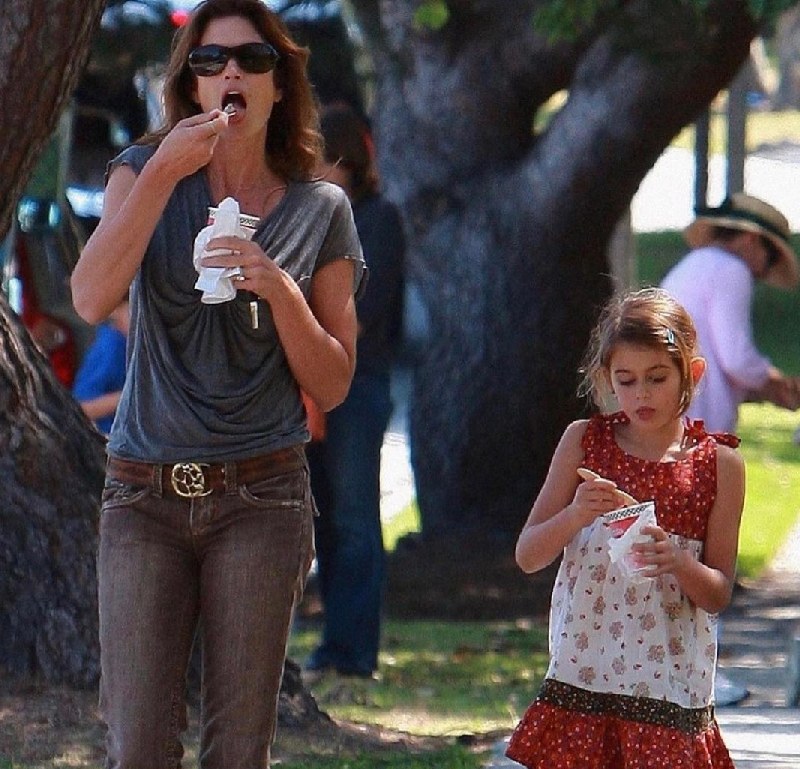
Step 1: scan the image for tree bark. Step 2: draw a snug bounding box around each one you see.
[0,0,105,687]
[0,0,105,236]
[0,291,107,685]
[351,0,757,539]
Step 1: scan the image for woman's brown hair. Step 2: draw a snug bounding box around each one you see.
[141,0,322,180]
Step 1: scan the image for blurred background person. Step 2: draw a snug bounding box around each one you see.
[661,193,800,434]
[661,192,800,707]
[304,103,406,682]
[72,297,130,434]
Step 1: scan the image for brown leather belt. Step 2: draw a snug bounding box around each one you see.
[106,446,304,499]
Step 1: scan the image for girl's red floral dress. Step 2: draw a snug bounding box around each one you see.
[506,412,739,769]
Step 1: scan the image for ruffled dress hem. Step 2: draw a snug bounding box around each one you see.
[505,697,734,769]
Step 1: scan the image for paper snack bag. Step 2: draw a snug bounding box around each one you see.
[603,500,657,581]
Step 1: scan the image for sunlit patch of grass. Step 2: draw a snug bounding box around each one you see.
[384,501,420,552]
[288,620,548,737]
[736,403,800,579]
[671,107,800,155]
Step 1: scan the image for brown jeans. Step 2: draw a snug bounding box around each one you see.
[98,448,314,768]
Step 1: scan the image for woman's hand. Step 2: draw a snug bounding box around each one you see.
[153,110,230,182]
[200,236,283,302]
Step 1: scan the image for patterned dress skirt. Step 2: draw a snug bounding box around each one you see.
[506,680,734,769]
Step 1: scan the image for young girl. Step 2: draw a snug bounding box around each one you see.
[506,287,744,769]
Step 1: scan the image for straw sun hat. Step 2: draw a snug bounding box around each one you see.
[683,192,799,289]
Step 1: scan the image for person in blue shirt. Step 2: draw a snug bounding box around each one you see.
[72,298,129,434]
[304,103,406,681]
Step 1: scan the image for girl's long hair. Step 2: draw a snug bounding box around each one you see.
[140,0,322,180]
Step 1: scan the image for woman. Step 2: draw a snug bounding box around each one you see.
[70,1,364,766]
[304,103,405,683]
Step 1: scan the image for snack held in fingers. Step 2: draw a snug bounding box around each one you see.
[577,466,639,506]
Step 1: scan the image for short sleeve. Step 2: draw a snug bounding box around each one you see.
[314,186,367,299]
[105,144,153,185]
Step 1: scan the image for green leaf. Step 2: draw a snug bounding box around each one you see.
[414,0,450,32]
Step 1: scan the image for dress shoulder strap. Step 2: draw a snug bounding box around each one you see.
[683,418,741,449]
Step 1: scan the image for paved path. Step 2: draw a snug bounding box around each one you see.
[631,145,800,232]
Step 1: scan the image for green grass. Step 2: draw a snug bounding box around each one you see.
[735,403,800,577]
[383,500,421,552]
[288,619,548,738]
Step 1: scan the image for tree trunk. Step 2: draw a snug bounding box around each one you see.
[0,0,104,687]
[0,292,106,685]
[0,0,105,236]
[352,0,756,540]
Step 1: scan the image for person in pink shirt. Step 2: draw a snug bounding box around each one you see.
[661,193,800,434]
[661,192,800,707]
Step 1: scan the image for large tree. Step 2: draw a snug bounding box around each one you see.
[0,0,107,685]
[349,0,795,540]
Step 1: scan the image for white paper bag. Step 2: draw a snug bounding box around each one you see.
[193,197,246,304]
[604,500,657,581]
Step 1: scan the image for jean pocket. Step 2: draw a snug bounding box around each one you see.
[238,467,307,511]
[101,478,152,510]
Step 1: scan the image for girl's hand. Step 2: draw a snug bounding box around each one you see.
[632,525,687,577]
[569,477,625,528]
[153,110,229,181]
[201,236,284,302]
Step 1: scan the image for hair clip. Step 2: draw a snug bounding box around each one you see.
[665,327,676,345]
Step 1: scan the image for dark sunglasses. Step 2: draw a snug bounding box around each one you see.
[188,43,279,77]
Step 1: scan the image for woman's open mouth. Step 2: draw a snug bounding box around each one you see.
[222,91,247,118]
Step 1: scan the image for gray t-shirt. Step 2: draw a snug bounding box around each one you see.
[106,143,364,462]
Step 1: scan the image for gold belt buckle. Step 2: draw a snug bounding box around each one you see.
[170,462,212,498]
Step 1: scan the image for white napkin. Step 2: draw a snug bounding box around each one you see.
[604,501,657,581]
[193,197,246,304]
